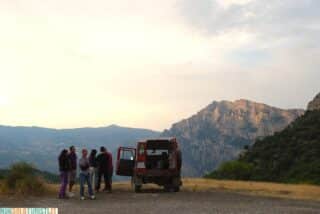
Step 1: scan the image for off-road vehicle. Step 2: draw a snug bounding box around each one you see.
[116,138,182,192]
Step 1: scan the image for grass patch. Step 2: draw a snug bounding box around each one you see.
[182,178,320,201]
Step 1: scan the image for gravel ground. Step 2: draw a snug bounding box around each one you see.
[1,189,320,214]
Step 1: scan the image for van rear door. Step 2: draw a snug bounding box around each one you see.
[116,147,136,176]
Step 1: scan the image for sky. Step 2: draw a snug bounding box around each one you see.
[0,0,319,131]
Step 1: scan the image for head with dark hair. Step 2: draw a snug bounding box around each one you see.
[59,149,68,158]
[100,146,106,152]
[69,146,75,153]
[90,149,97,156]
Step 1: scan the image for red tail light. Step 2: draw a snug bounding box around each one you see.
[137,143,146,161]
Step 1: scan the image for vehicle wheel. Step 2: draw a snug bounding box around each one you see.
[164,185,173,192]
[134,185,142,193]
[173,186,180,192]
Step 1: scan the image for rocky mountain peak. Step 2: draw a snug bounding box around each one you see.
[162,99,304,176]
[307,92,320,111]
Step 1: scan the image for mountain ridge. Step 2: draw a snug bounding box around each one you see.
[0,124,159,132]
[0,125,160,173]
[162,99,304,176]
[166,99,303,129]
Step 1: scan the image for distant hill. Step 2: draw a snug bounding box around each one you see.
[162,99,304,177]
[0,125,159,173]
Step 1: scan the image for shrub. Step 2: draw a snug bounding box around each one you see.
[0,170,6,180]
[205,160,255,180]
[1,162,46,195]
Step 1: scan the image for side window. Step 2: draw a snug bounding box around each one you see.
[120,149,135,160]
[146,149,168,156]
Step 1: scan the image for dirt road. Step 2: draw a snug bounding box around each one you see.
[1,186,320,214]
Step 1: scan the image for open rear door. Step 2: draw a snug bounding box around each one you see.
[116,147,136,176]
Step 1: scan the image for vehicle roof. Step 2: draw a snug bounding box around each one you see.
[139,138,176,143]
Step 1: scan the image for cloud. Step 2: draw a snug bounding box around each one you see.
[178,0,320,36]
[178,0,320,70]
[0,0,319,130]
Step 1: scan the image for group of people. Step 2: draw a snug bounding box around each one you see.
[58,146,113,200]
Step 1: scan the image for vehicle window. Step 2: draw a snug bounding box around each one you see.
[146,149,168,156]
[120,150,135,160]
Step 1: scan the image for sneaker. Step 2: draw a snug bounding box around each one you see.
[103,188,112,193]
[67,192,75,198]
[80,196,85,200]
[90,195,96,200]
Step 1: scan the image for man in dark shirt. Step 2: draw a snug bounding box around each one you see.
[105,149,113,192]
[95,146,113,192]
[68,146,77,194]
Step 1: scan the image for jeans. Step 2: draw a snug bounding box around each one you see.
[59,171,68,198]
[79,172,94,197]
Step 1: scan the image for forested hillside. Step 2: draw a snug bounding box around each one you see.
[207,110,320,184]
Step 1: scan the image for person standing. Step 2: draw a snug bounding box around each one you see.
[105,148,113,192]
[95,146,109,192]
[68,146,77,195]
[89,149,98,190]
[79,148,95,200]
[58,149,70,199]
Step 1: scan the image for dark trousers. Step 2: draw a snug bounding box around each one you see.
[59,171,68,198]
[96,171,112,191]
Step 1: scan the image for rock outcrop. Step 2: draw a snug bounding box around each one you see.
[307,92,320,111]
[162,99,305,177]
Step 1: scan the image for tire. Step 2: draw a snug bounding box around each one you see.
[164,177,181,192]
[164,185,180,192]
[163,185,171,192]
[132,175,143,193]
[134,185,142,193]
[165,177,181,192]
[164,185,175,192]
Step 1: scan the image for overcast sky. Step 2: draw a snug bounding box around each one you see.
[0,0,319,131]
